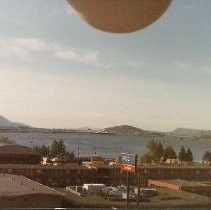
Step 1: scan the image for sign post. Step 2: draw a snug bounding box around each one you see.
[120,153,137,209]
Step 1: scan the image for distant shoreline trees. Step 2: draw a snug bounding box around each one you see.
[163,145,177,162]
[178,146,193,162]
[141,139,194,164]
[146,140,164,162]
[34,139,74,159]
[202,151,211,163]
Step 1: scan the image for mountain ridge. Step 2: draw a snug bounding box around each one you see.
[104,124,163,136]
[1,115,211,138]
[170,128,211,136]
[0,115,29,128]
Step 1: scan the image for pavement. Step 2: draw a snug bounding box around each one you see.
[55,187,211,209]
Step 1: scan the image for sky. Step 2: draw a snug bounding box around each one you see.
[0,0,211,131]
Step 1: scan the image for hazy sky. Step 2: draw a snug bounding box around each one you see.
[0,0,211,131]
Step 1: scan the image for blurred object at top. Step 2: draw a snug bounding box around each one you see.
[67,0,172,33]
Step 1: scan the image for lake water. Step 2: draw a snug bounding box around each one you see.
[1,133,211,161]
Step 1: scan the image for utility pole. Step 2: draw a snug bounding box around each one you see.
[136,168,141,208]
[77,147,80,165]
[61,139,64,166]
[126,171,130,209]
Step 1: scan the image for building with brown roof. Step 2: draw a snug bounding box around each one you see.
[0,173,65,208]
[0,144,41,164]
[148,179,211,196]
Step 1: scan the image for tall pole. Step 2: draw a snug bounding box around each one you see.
[77,147,80,165]
[136,169,141,208]
[61,139,64,166]
[126,171,130,209]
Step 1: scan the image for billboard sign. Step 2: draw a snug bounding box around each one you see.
[120,153,137,173]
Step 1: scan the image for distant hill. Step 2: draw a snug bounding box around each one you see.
[104,125,145,135]
[170,128,211,136]
[0,116,28,128]
[3,114,211,140]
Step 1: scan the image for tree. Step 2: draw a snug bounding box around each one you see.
[202,151,211,162]
[146,139,159,161]
[41,145,50,156]
[51,139,66,156]
[186,148,193,162]
[178,146,186,161]
[146,140,164,162]
[34,145,50,156]
[157,142,164,160]
[139,153,151,164]
[65,151,75,161]
[51,140,59,155]
[163,145,177,162]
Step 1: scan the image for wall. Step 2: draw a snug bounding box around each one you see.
[148,180,180,190]
[0,165,210,187]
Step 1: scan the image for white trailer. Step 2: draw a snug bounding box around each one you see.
[83,184,105,195]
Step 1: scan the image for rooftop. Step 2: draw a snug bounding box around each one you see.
[0,163,89,170]
[0,144,40,156]
[0,173,64,197]
[150,179,211,187]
